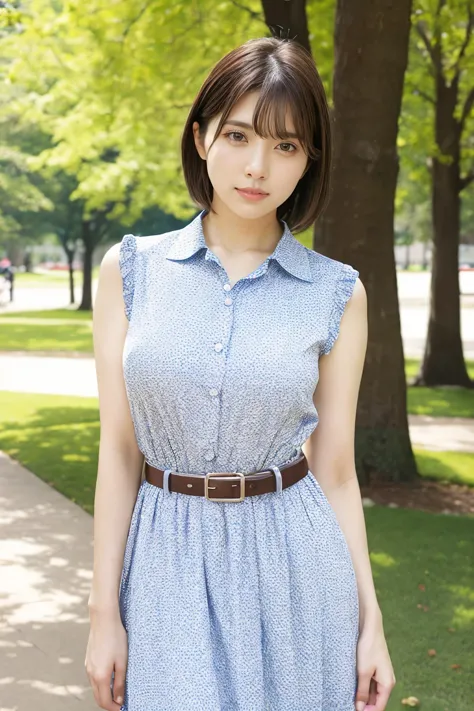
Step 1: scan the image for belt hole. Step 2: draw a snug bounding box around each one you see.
[187,483,193,488]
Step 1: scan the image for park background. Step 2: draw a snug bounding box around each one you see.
[0,1,473,710]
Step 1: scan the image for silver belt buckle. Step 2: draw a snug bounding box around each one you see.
[204,472,245,502]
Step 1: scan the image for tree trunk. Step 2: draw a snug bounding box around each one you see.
[261,0,311,53]
[414,79,473,388]
[65,246,75,305]
[314,0,417,485]
[422,241,429,270]
[79,220,93,311]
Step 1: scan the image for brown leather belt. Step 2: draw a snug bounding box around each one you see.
[144,453,308,502]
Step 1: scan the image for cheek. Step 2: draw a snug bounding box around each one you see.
[284,156,308,184]
[205,144,235,179]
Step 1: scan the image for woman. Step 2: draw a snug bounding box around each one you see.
[85,35,396,711]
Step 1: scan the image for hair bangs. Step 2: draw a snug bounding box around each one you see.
[251,81,319,160]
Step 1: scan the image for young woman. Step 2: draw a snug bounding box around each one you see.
[85,35,396,711]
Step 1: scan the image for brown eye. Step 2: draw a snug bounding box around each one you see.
[224,131,246,142]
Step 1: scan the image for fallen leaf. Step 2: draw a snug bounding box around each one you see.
[428,649,436,656]
[451,664,461,670]
[402,697,420,707]
[418,584,426,591]
[447,627,455,633]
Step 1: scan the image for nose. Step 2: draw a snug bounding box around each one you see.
[245,143,270,179]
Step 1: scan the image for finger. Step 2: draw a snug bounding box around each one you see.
[113,663,126,707]
[373,683,392,710]
[97,675,120,711]
[368,677,378,705]
[355,670,372,711]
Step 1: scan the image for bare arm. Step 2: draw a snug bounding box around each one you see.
[88,242,143,615]
[301,278,380,629]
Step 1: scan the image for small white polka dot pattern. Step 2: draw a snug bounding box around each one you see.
[116,210,360,710]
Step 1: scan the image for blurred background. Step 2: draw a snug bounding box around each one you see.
[0,1,472,710]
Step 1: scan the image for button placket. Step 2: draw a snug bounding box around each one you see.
[205,276,239,466]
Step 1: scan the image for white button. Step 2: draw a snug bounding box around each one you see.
[209,388,219,397]
[224,297,232,306]
[204,449,215,461]
[214,342,223,352]
[223,283,231,291]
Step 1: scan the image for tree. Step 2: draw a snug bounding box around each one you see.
[314,0,417,484]
[409,0,474,387]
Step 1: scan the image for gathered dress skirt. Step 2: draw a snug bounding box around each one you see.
[117,466,360,711]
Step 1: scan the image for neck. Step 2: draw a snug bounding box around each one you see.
[201,199,283,257]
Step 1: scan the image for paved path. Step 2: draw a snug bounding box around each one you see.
[0,451,96,710]
[0,353,98,398]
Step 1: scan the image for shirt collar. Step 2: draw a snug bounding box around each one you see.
[165,209,313,283]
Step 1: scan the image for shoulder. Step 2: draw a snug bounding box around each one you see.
[114,228,182,259]
[305,246,363,293]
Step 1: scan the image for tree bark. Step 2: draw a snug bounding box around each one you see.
[414,76,473,387]
[79,220,93,311]
[64,246,75,305]
[261,0,310,53]
[314,0,417,484]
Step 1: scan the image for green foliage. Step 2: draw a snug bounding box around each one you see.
[2,0,336,225]
[397,0,474,243]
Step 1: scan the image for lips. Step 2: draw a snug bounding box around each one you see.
[236,188,269,195]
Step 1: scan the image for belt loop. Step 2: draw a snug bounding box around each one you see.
[163,469,172,495]
[269,465,283,494]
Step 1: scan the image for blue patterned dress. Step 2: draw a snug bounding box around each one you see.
[117,209,360,711]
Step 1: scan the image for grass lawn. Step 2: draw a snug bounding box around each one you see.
[414,449,474,487]
[0,389,472,710]
[14,267,100,288]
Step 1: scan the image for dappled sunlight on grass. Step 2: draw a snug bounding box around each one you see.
[0,323,93,352]
[414,448,474,486]
[0,391,99,514]
[407,385,474,418]
[0,308,92,320]
[369,551,398,568]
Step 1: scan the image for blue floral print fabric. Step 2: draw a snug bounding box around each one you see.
[117,209,360,710]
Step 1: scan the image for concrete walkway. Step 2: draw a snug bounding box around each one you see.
[0,451,96,710]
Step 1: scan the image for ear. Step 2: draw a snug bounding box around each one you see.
[192,121,207,161]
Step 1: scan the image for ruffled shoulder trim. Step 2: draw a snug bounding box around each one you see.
[322,262,359,356]
[119,233,137,321]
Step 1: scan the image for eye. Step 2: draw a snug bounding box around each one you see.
[223,131,298,153]
[223,131,246,143]
[279,142,298,153]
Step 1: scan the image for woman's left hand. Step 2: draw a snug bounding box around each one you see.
[354,613,396,711]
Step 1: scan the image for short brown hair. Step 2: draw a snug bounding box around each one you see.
[180,36,332,233]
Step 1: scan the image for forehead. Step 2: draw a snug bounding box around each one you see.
[213,90,298,134]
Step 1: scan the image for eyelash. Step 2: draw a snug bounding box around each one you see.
[223,130,298,153]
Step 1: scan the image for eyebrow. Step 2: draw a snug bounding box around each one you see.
[222,120,300,139]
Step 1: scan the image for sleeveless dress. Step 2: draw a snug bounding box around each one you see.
[117,209,360,711]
